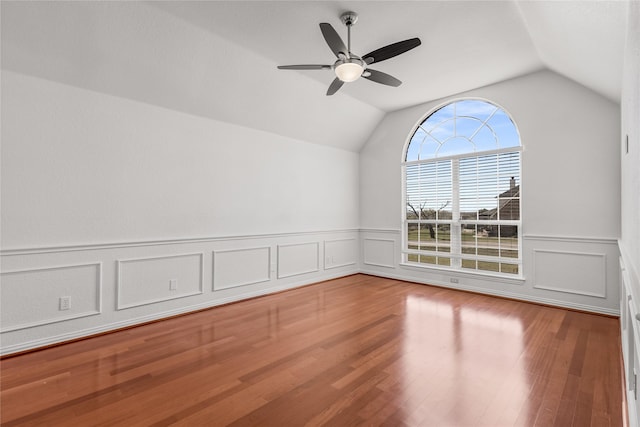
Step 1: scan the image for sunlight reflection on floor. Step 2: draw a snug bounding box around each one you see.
[395,293,529,425]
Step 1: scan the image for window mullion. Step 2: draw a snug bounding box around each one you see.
[451,159,461,268]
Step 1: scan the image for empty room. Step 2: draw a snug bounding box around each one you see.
[1,1,639,425]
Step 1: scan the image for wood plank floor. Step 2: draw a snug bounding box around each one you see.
[0,274,623,426]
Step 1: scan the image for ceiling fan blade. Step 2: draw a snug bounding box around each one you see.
[326,77,344,96]
[320,23,348,58]
[362,69,402,87]
[363,38,421,65]
[277,65,332,70]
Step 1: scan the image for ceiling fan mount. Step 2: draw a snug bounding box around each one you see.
[277,11,421,96]
[339,11,359,27]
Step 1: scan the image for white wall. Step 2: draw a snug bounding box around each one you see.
[360,70,621,314]
[620,0,640,294]
[1,72,359,248]
[0,71,360,354]
[1,1,384,152]
[619,2,640,425]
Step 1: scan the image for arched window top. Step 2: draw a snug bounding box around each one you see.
[405,99,520,161]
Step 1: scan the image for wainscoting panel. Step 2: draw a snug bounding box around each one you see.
[533,249,607,298]
[213,247,271,290]
[5,228,622,355]
[277,242,319,279]
[360,230,619,316]
[324,238,357,270]
[619,244,640,427]
[117,253,204,310]
[363,238,395,268]
[0,230,359,356]
[0,263,102,332]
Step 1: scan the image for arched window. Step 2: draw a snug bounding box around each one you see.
[403,99,522,276]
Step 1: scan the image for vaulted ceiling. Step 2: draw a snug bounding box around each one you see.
[1,1,629,151]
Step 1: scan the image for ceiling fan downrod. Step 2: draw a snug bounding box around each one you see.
[340,11,358,56]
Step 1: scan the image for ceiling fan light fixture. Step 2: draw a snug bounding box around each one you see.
[334,59,364,82]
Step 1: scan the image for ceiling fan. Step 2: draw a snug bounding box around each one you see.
[277,11,421,96]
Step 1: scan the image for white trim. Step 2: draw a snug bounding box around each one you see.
[406,219,522,226]
[619,240,640,306]
[324,261,357,270]
[116,253,204,310]
[524,234,618,245]
[0,229,359,256]
[403,248,522,264]
[532,249,607,299]
[212,246,272,290]
[404,145,524,165]
[0,262,103,332]
[360,228,401,234]
[324,237,357,244]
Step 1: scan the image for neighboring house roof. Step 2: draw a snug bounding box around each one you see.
[478,185,520,221]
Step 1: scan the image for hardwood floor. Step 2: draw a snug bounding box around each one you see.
[0,274,623,426]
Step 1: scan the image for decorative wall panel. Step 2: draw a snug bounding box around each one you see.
[324,238,357,270]
[363,238,395,268]
[277,242,319,279]
[533,249,606,298]
[1,263,102,332]
[213,247,271,290]
[117,253,203,309]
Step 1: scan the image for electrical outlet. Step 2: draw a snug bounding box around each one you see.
[450,278,459,284]
[169,279,178,291]
[59,296,71,311]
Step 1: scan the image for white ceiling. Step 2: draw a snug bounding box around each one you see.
[151,0,627,108]
[152,1,544,112]
[1,1,630,151]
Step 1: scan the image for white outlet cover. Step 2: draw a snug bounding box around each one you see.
[59,296,70,310]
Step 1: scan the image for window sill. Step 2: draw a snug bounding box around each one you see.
[398,262,526,285]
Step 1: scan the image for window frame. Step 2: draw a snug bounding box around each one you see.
[401,98,523,279]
